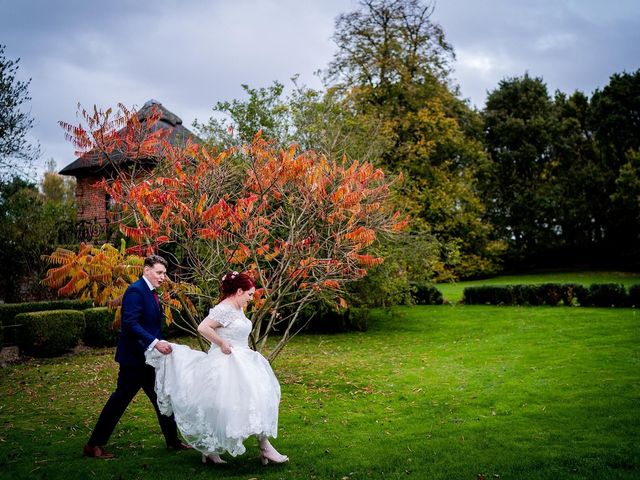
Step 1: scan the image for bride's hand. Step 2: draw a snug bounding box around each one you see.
[220,342,233,355]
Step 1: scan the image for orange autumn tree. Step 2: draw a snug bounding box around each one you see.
[41,240,202,340]
[59,103,408,361]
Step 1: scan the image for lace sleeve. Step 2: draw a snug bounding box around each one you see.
[204,303,234,327]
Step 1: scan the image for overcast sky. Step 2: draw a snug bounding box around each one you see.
[1,0,638,178]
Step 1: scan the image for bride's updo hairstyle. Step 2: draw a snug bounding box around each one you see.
[220,271,255,300]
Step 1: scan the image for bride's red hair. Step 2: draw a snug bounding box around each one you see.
[219,271,255,300]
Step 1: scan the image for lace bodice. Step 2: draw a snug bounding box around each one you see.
[204,303,252,349]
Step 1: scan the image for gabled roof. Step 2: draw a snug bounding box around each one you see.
[59,100,200,177]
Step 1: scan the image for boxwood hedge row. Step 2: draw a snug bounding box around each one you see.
[0,299,93,327]
[0,299,93,346]
[463,283,639,307]
[16,310,85,357]
[83,307,118,347]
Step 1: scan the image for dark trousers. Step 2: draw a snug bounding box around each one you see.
[88,363,180,447]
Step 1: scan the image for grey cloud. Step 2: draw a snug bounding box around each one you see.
[0,0,637,174]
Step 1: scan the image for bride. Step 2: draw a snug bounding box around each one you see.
[146,271,288,465]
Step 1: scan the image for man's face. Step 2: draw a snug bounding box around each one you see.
[144,263,167,289]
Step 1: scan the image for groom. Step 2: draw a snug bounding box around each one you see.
[83,254,189,458]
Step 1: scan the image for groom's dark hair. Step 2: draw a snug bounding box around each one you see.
[144,254,168,269]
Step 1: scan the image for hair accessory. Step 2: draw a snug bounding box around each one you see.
[222,271,240,281]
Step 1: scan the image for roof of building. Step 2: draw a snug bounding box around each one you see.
[59,100,199,177]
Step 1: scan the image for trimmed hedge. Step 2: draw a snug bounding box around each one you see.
[463,285,515,305]
[0,299,93,346]
[16,310,85,357]
[0,299,93,327]
[629,285,640,308]
[537,283,586,306]
[83,307,118,347]
[581,283,628,307]
[463,283,635,307]
[410,281,444,305]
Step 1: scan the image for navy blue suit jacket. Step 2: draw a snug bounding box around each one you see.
[115,277,164,366]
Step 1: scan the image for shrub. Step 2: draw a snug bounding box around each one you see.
[538,283,562,305]
[628,284,640,308]
[0,299,93,327]
[302,302,348,333]
[559,284,586,306]
[0,299,91,346]
[410,282,444,305]
[464,283,629,307]
[16,310,85,357]
[346,307,370,332]
[581,283,628,307]
[461,286,487,305]
[463,286,515,305]
[524,283,584,306]
[511,285,543,305]
[298,301,370,333]
[83,307,118,347]
[347,265,413,308]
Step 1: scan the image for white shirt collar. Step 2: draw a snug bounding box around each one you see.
[142,275,154,291]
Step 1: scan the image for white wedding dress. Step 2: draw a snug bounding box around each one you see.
[145,303,281,457]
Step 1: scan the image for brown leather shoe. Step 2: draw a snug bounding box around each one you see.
[167,441,192,451]
[83,444,115,459]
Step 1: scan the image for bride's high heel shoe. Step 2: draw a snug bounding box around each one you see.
[202,453,227,464]
[259,445,289,465]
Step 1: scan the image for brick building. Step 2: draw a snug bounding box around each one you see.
[59,100,198,236]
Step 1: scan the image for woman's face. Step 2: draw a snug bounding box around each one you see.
[235,287,256,308]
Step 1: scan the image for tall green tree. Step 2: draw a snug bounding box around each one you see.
[0,177,43,301]
[194,82,294,149]
[481,74,560,264]
[551,90,603,260]
[0,45,40,181]
[325,0,502,280]
[326,0,454,91]
[193,79,395,165]
[481,69,640,268]
[40,158,76,204]
[0,169,76,302]
[589,70,640,263]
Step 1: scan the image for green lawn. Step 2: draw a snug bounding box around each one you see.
[437,270,640,303]
[1,305,638,479]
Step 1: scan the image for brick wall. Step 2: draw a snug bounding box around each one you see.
[76,176,108,223]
